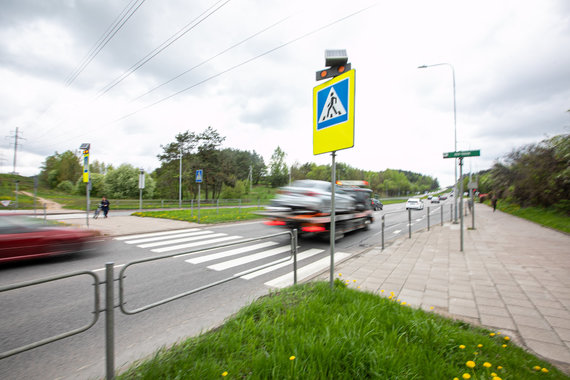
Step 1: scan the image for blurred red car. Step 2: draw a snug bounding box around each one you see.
[0,215,98,263]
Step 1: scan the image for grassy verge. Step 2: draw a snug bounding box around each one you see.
[491,201,570,234]
[380,198,407,205]
[132,207,264,224]
[118,281,565,379]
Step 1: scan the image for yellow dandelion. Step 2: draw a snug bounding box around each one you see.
[504,336,510,341]
[454,378,459,380]
[401,301,407,305]
[388,296,393,300]
[541,368,549,373]
[462,374,471,379]
[353,279,356,282]
[490,332,496,336]
[357,286,361,289]
[497,366,503,370]
[222,371,228,377]
[491,373,497,377]
[533,366,541,371]
[380,289,385,293]
[338,273,342,277]
[430,306,434,310]
[289,356,296,361]
[466,360,476,369]
[397,299,401,302]
[459,345,466,349]
[477,344,483,348]
[473,352,479,355]
[483,362,492,368]
[502,344,507,348]
[497,332,501,335]
[390,291,394,296]
[492,377,502,380]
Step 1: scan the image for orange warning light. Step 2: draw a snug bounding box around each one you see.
[338,65,345,73]
[320,70,328,78]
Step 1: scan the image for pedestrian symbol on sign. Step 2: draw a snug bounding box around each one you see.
[196,169,203,183]
[319,87,347,123]
[316,77,349,130]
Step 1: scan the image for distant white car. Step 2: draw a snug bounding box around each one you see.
[405,198,424,210]
[431,196,440,204]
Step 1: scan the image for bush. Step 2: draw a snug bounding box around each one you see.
[56,180,74,193]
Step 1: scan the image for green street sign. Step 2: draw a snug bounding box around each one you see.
[443,150,480,159]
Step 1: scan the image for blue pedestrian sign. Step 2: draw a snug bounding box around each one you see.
[313,69,355,155]
[195,169,203,183]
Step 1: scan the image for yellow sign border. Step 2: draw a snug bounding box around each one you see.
[313,69,355,155]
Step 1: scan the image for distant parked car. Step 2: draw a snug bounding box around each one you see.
[427,195,433,200]
[0,215,98,263]
[439,195,448,201]
[270,180,355,214]
[371,198,383,211]
[431,196,440,204]
[405,198,424,210]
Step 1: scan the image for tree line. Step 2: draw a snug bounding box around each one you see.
[475,133,569,213]
[37,127,439,199]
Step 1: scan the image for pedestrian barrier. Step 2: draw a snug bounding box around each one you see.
[0,230,298,380]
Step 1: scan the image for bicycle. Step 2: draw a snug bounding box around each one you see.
[93,204,102,219]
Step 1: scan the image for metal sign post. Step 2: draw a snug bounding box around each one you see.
[138,169,145,213]
[314,50,355,289]
[196,170,203,222]
[80,143,90,227]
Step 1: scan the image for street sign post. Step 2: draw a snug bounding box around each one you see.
[313,69,356,155]
[196,170,203,221]
[442,149,480,252]
[443,150,480,159]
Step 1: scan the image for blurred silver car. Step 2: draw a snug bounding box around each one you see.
[405,198,424,210]
[270,180,356,214]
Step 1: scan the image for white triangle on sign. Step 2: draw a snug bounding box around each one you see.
[319,87,347,123]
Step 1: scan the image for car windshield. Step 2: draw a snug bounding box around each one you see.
[291,180,330,192]
[0,216,44,234]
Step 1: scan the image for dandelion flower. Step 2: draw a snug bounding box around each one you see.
[390,291,394,296]
[454,378,459,380]
[388,296,393,300]
[397,299,401,302]
[459,345,466,349]
[497,366,503,370]
[338,273,342,277]
[504,336,510,341]
[492,377,502,380]
[477,344,483,348]
[491,373,497,377]
[473,352,479,355]
[490,332,496,336]
[502,344,507,348]
[533,366,541,371]
[289,356,296,361]
[483,362,492,368]
[401,301,407,305]
[353,279,356,282]
[222,371,228,377]
[380,289,385,293]
[466,361,476,369]
[462,374,471,379]
[497,332,501,335]
[357,286,361,289]
[430,306,434,310]
[541,368,549,373]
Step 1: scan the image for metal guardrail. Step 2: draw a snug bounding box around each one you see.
[118,230,298,315]
[0,271,100,360]
[0,230,298,379]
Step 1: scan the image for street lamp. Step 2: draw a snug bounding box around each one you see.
[418,63,458,223]
[179,148,183,209]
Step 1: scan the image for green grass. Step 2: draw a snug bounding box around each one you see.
[493,201,570,234]
[380,198,407,205]
[133,207,264,224]
[118,281,567,379]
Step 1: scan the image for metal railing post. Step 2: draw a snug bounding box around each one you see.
[427,206,430,231]
[441,205,444,226]
[43,204,47,224]
[105,263,115,380]
[450,204,453,222]
[191,199,194,217]
[381,214,385,250]
[408,209,412,238]
[292,229,298,285]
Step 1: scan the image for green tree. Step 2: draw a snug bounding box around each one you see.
[104,164,156,198]
[39,150,82,189]
[268,146,289,187]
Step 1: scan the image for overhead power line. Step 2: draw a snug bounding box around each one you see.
[97,0,233,97]
[65,0,147,87]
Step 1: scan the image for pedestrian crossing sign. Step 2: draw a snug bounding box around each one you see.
[313,69,355,155]
[196,169,203,183]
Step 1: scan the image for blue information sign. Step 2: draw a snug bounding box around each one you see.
[195,169,203,183]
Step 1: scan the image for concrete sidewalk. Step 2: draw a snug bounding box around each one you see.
[325,203,570,372]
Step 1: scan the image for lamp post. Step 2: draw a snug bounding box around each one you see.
[178,148,182,209]
[418,63,458,223]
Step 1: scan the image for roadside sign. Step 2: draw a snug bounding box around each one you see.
[313,69,355,155]
[139,169,145,189]
[195,169,203,183]
[82,150,89,183]
[443,150,480,158]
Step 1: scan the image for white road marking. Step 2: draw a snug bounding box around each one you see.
[208,245,291,271]
[185,241,279,264]
[138,232,223,248]
[114,229,199,240]
[123,230,213,244]
[93,263,125,272]
[264,252,350,288]
[151,236,242,253]
[239,249,324,280]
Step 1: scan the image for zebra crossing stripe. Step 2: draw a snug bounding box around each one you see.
[114,229,200,240]
[123,230,213,245]
[264,252,350,288]
[138,232,222,248]
[208,245,292,271]
[238,248,324,280]
[151,235,242,253]
[185,241,279,264]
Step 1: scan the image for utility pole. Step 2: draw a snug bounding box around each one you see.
[8,127,26,174]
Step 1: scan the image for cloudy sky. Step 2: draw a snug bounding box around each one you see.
[1,0,569,187]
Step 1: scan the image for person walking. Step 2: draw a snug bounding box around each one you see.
[101,197,110,218]
[491,195,498,212]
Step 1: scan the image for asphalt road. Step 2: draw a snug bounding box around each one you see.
[0,199,456,379]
